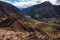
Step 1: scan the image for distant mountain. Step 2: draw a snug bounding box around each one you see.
[17,7,25,11]
[23,1,60,20]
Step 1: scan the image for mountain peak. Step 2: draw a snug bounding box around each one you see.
[41,1,52,6]
[23,1,60,18]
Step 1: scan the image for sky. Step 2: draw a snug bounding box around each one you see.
[0,0,60,8]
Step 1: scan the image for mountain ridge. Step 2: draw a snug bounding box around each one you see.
[0,1,25,20]
[23,1,60,20]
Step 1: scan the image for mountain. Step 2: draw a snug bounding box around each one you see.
[23,1,60,20]
[0,1,27,20]
[0,1,51,37]
[0,1,60,40]
[0,1,22,27]
[0,1,33,32]
[55,5,60,15]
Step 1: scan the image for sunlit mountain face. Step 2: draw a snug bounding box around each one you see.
[0,0,60,8]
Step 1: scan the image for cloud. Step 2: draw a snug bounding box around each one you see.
[0,0,40,8]
[12,0,41,8]
[13,0,57,8]
[0,0,60,8]
[0,0,11,3]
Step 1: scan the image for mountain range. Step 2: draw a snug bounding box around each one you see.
[0,1,30,31]
[0,1,60,40]
[23,1,60,20]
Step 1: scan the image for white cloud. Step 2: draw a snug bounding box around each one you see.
[13,0,40,8]
[0,0,11,3]
[0,0,39,8]
[13,0,57,8]
[5,1,12,3]
[0,0,60,8]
